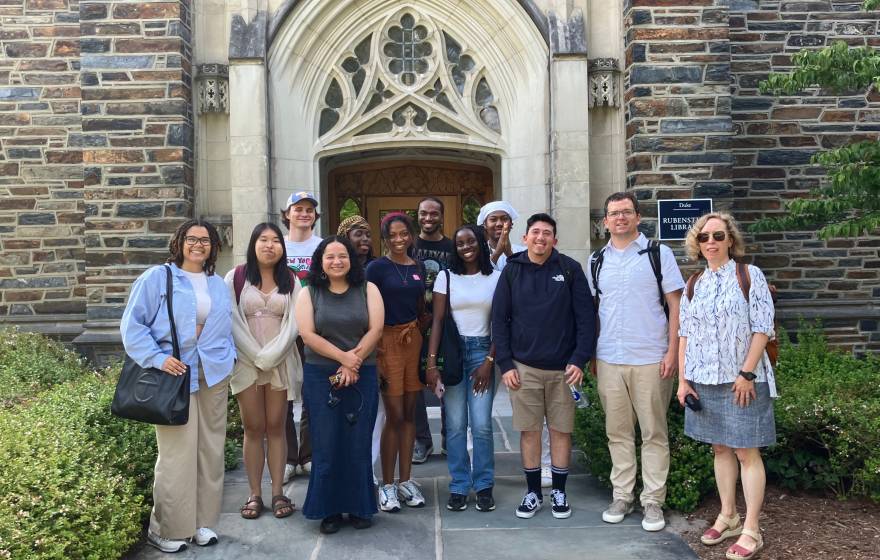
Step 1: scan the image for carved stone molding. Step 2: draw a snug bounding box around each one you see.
[588,58,620,108]
[196,64,229,114]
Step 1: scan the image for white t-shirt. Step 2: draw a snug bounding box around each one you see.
[285,235,322,285]
[433,269,501,337]
[182,270,211,325]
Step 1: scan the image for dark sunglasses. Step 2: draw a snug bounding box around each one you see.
[697,231,728,243]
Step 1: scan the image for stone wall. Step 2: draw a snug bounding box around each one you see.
[623,0,880,353]
[0,0,84,337]
[728,0,880,352]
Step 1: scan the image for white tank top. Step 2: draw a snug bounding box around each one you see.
[182,270,212,325]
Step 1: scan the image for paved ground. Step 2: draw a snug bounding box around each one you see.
[130,387,697,560]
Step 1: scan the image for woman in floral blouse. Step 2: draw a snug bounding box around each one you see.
[677,212,775,560]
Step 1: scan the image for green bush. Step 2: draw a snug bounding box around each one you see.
[0,371,155,559]
[573,377,715,512]
[0,327,90,406]
[765,323,880,500]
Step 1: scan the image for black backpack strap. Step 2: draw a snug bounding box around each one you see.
[639,240,668,319]
[589,247,604,310]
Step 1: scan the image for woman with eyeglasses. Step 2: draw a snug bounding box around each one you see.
[294,236,384,534]
[677,212,776,560]
[365,212,429,513]
[120,219,235,553]
[224,223,301,521]
[425,224,501,513]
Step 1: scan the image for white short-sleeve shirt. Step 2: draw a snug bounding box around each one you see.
[588,234,685,365]
[433,269,501,337]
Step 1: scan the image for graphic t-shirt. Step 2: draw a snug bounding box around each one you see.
[285,235,322,285]
[415,236,454,307]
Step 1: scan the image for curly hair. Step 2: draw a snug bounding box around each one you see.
[448,224,493,276]
[305,235,365,289]
[380,212,417,258]
[684,212,746,261]
[168,219,221,275]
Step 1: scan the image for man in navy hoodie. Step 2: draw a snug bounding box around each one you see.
[492,213,596,520]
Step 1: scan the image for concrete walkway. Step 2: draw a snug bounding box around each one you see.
[131,387,697,560]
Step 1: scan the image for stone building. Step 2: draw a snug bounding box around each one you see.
[0,0,877,362]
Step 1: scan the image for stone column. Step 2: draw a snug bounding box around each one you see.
[75,0,195,364]
[228,11,270,263]
[549,9,592,264]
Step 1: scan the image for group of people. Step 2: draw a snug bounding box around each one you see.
[121,190,776,560]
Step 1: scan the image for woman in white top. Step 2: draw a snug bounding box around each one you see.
[224,223,301,520]
[677,212,775,560]
[425,225,501,513]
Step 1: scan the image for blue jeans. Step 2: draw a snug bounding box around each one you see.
[444,335,495,495]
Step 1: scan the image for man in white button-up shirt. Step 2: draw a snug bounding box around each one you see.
[587,192,685,532]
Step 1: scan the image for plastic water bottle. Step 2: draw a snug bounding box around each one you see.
[569,384,589,409]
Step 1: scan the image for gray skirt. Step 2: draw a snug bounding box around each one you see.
[684,382,776,449]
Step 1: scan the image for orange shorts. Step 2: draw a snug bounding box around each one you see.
[377,321,423,397]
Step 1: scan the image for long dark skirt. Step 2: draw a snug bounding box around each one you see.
[302,362,378,520]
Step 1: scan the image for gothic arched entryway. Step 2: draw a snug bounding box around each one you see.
[328,160,494,254]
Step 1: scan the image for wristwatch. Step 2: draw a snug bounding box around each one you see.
[738,370,757,381]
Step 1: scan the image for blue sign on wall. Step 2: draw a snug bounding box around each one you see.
[657,199,713,240]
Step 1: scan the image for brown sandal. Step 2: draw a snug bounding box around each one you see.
[240,495,263,519]
[272,494,295,518]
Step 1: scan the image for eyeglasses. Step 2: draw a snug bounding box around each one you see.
[697,231,728,243]
[606,209,636,218]
[184,236,212,246]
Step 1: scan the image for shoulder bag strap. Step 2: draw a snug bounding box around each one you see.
[735,262,750,302]
[445,269,452,315]
[686,270,704,302]
[164,265,182,361]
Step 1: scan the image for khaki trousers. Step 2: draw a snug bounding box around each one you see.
[596,360,673,506]
[150,371,229,540]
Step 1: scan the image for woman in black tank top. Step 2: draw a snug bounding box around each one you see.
[294,236,384,534]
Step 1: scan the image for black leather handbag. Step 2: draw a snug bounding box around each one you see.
[111,265,191,425]
[419,270,463,386]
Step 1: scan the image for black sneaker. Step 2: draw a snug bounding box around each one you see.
[447,493,468,511]
[320,514,343,534]
[515,491,542,519]
[348,514,373,530]
[475,488,495,512]
[550,489,571,519]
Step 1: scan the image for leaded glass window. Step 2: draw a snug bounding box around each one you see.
[384,14,431,87]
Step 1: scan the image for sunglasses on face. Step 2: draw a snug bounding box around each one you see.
[697,231,728,243]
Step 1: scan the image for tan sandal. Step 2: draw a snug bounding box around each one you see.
[240,495,263,519]
[701,512,742,545]
[725,528,764,560]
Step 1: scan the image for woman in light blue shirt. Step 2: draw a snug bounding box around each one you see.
[677,212,775,560]
[120,219,235,554]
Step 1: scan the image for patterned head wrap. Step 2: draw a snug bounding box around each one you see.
[337,215,370,236]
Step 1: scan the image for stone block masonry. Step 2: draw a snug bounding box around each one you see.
[0,0,195,352]
[0,0,84,331]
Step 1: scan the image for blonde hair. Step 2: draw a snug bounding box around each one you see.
[684,212,746,261]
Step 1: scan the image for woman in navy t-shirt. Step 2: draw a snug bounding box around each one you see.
[366,213,427,513]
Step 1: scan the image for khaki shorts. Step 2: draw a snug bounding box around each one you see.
[509,360,575,433]
[377,321,423,397]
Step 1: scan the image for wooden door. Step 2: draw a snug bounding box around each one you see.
[328,160,494,253]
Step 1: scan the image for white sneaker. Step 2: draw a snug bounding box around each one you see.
[283,463,296,484]
[379,483,401,512]
[540,466,552,488]
[641,503,666,532]
[147,530,187,553]
[398,479,426,508]
[191,527,218,546]
[298,461,312,475]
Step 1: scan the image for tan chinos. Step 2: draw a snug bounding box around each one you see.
[597,359,673,506]
[150,370,229,540]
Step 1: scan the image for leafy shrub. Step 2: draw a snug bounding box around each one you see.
[765,323,880,500]
[574,377,715,512]
[0,327,89,406]
[0,371,155,559]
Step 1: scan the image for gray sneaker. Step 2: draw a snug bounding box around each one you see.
[601,499,633,524]
[641,502,665,531]
[412,443,433,464]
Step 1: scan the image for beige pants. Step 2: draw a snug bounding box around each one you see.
[596,360,673,507]
[150,371,229,540]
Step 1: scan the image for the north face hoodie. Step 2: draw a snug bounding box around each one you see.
[491,249,596,373]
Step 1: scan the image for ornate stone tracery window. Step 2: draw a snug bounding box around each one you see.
[317,10,502,148]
